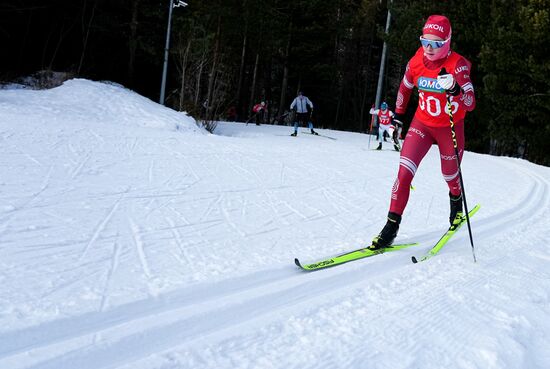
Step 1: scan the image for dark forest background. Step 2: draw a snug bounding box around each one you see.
[1,0,549,165]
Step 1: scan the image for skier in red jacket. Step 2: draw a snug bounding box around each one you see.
[369,102,400,151]
[370,14,476,249]
[252,101,267,125]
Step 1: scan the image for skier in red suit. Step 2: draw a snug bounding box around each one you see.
[371,14,476,249]
[252,101,267,125]
[369,102,400,151]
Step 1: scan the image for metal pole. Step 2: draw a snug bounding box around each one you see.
[373,0,392,139]
[374,8,391,109]
[159,0,174,105]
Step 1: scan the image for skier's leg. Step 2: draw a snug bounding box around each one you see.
[435,120,465,197]
[434,120,465,224]
[377,125,389,149]
[377,124,384,142]
[292,119,299,136]
[388,120,434,215]
[371,120,434,249]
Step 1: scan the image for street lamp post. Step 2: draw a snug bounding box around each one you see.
[159,1,188,105]
[373,0,392,125]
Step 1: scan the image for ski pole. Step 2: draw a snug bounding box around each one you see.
[444,90,477,263]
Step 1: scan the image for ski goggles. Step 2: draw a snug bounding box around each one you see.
[419,36,450,49]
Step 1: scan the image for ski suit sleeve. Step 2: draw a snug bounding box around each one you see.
[454,58,476,112]
[395,60,415,115]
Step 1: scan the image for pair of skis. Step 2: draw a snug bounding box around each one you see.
[295,204,480,271]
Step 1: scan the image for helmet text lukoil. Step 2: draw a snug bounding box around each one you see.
[423,23,445,33]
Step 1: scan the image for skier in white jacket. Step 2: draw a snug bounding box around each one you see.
[290,91,317,136]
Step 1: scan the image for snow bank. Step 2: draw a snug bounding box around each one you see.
[0,78,202,133]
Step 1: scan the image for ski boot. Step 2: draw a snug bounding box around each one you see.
[369,212,401,250]
[311,129,319,135]
[449,192,463,226]
[290,131,297,137]
[376,142,382,150]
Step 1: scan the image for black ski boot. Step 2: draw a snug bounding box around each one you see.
[370,212,401,249]
[376,142,382,150]
[449,192,463,226]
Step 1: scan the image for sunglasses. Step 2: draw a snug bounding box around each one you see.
[419,36,450,49]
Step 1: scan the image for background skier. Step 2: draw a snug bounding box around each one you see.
[369,102,399,151]
[252,101,267,125]
[290,91,316,136]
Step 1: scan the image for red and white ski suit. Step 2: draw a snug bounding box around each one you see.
[369,107,395,143]
[390,47,476,215]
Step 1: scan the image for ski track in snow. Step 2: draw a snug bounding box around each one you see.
[2,149,549,369]
[1,83,549,369]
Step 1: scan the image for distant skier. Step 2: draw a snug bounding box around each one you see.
[369,102,399,151]
[290,91,317,136]
[370,14,476,249]
[226,105,237,121]
[252,101,267,125]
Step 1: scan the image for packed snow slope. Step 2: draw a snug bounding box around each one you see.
[1,79,549,369]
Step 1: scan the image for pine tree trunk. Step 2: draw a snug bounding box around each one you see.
[277,21,292,125]
[359,20,376,132]
[194,57,205,106]
[127,0,140,86]
[235,0,248,118]
[248,51,260,117]
[178,38,192,111]
[206,16,222,120]
[77,0,97,75]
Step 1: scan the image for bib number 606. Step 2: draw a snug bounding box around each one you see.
[419,92,459,117]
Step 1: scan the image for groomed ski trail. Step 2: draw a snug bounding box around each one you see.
[1,83,550,369]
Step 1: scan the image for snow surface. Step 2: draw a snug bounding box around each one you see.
[1,79,549,369]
